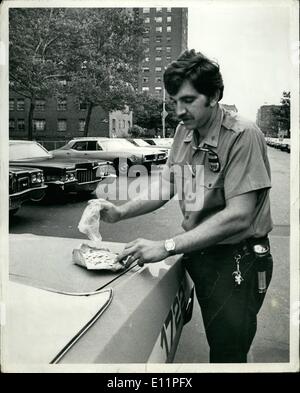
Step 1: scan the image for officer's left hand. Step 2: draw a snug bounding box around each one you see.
[117,238,169,268]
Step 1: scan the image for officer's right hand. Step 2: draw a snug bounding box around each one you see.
[94,198,122,223]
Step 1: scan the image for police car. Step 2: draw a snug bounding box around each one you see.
[4,234,194,366]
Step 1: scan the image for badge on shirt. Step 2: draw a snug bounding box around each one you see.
[208,151,221,172]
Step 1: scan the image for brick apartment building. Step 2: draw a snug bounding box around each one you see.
[9,7,188,145]
[136,7,188,97]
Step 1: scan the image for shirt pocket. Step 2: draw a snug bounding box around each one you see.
[203,168,224,191]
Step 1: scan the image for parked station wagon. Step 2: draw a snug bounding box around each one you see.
[9,140,115,196]
[51,137,168,176]
[4,234,194,366]
[9,166,47,215]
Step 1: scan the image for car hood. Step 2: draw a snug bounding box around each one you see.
[9,165,42,174]
[112,147,166,156]
[9,157,103,170]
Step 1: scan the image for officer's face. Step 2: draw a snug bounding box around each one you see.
[170,80,214,131]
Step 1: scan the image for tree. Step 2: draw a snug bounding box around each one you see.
[131,93,178,136]
[9,8,67,140]
[128,125,146,138]
[272,91,290,138]
[55,9,145,136]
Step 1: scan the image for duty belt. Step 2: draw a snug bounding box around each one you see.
[187,236,270,257]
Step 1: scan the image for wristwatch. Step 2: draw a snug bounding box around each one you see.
[164,238,176,255]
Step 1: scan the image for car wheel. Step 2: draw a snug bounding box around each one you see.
[114,159,131,176]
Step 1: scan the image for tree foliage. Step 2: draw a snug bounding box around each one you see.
[272,91,290,137]
[131,93,178,136]
[9,8,145,138]
[9,8,68,139]
[54,8,145,136]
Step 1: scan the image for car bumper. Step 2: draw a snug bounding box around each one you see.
[9,185,48,210]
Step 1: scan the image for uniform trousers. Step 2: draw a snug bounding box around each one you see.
[182,239,273,363]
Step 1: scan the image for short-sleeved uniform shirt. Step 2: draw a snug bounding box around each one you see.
[166,105,273,244]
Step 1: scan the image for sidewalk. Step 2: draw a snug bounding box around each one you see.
[174,235,290,364]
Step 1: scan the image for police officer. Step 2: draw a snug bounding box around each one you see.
[99,49,273,363]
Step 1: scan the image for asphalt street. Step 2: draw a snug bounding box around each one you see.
[9,146,291,363]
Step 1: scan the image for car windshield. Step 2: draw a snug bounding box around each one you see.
[133,139,151,147]
[9,142,51,160]
[101,139,136,150]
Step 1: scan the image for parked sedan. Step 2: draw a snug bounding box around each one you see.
[144,138,174,149]
[51,137,168,175]
[129,138,170,157]
[9,166,47,215]
[5,234,194,366]
[9,140,115,196]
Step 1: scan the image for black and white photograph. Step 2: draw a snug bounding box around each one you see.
[0,0,299,375]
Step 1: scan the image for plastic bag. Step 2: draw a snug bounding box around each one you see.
[78,199,102,246]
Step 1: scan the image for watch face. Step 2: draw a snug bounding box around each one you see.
[165,239,175,252]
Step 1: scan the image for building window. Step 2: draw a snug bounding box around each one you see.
[156,46,162,54]
[156,7,162,12]
[155,77,162,83]
[155,67,162,72]
[79,101,88,110]
[155,56,162,62]
[144,57,150,62]
[122,120,125,128]
[9,119,15,131]
[144,26,150,34]
[155,36,162,43]
[142,67,150,73]
[143,8,150,13]
[128,121,131,129]
[167,7,172,12]
[155,26,162,33]
[17,99,25,111]
[144,17,150,23]
[167,36,171,42]
[155,87,162,95]
[167,16,172,22]
[166,46,171,53]
[17,119,25,131]
[79,119,85,132]
[57,98,67,111]
[35,99,45,111]
[142,87,149,93]
[155,16,162,23]
[57,119,67,132]
[143,77,149,83]
[167,26,172,33]
[33,119,46,131]
[9,99,14,111]
[166,56,171,62]
[144,47,150,53]
[142,37,149,44]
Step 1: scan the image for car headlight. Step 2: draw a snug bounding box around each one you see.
[31,174,37,183]
[68,172,76,181]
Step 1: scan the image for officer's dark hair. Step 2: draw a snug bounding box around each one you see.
[163,49,224,104]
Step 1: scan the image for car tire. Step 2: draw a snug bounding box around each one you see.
[114,159,131,176]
